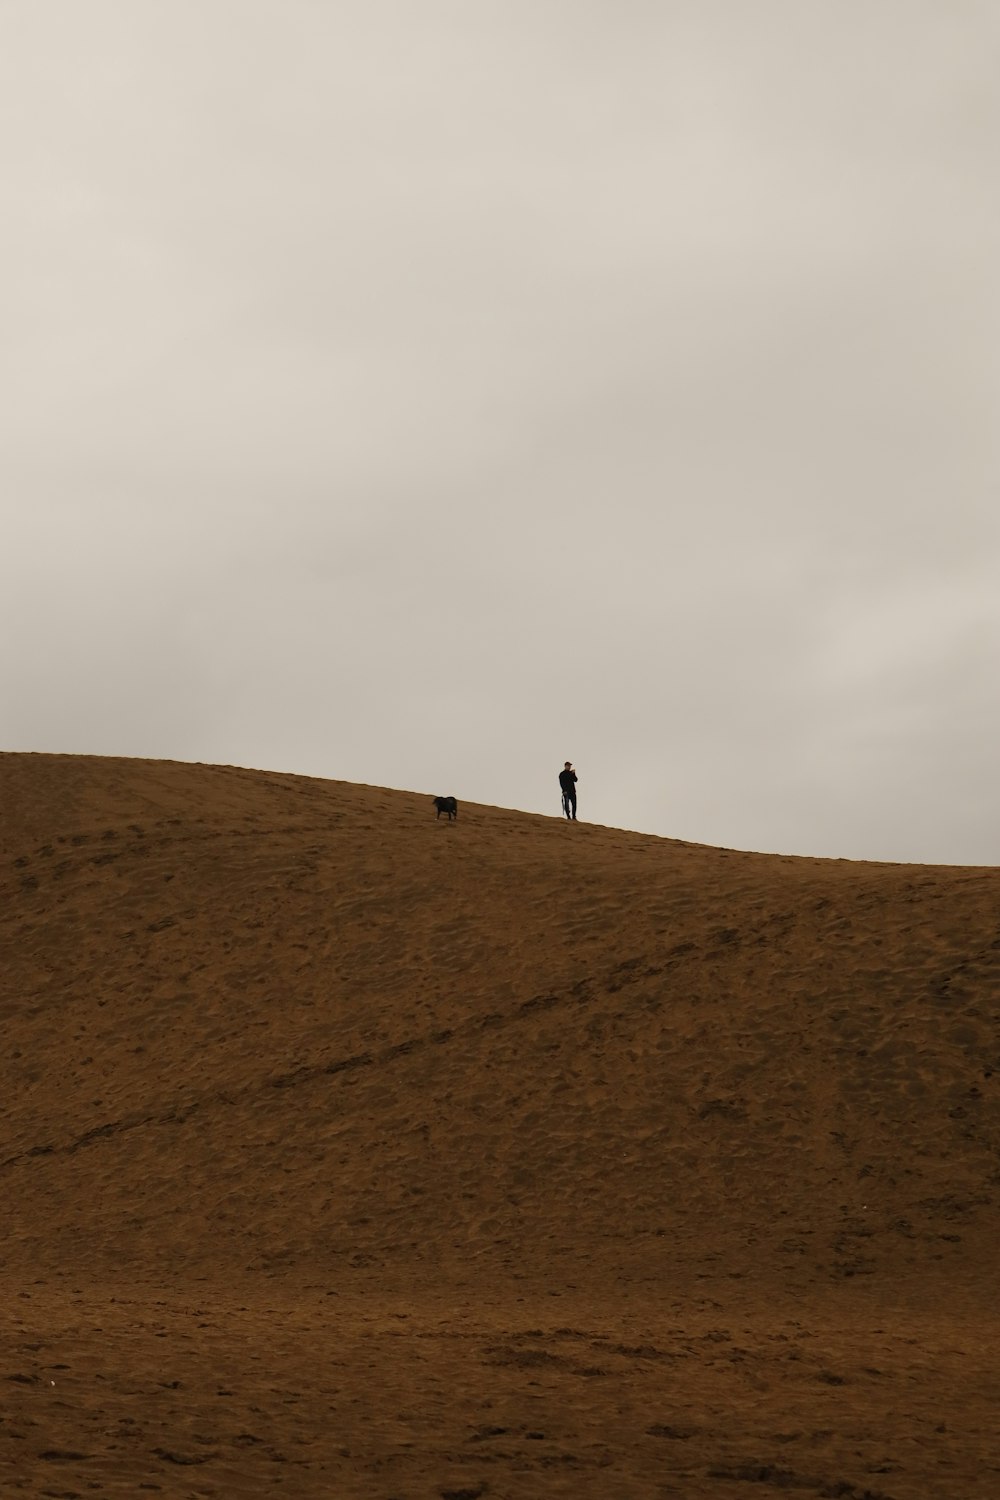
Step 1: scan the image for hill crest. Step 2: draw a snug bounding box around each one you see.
[3,752,997,1307]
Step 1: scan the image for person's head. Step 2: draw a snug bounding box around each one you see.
[564,761,572,768]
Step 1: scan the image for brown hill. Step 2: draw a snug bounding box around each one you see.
[2,753,998,1499]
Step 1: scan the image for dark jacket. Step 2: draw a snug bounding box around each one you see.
[559,768,577,795]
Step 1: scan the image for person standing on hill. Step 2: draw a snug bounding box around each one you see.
[559,761,578,821]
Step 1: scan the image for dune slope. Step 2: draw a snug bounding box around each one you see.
[2,753,998,1498]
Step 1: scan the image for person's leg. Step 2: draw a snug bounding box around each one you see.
[569,792,577,820]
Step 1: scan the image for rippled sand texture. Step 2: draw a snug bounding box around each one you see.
[2,753,998,1498]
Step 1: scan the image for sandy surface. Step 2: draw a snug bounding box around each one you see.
[2,752,998,1498]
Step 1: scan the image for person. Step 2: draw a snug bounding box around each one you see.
[559,761,578,821]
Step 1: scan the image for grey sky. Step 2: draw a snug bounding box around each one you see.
[3,1,997,863]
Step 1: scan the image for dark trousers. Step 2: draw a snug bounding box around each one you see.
[562,789,577,820]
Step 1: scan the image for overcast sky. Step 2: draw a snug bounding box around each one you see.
[3,1,997,863]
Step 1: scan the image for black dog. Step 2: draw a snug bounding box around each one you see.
[432,796,458,820]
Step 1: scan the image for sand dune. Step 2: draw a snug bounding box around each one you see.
[2,753,998,1498]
